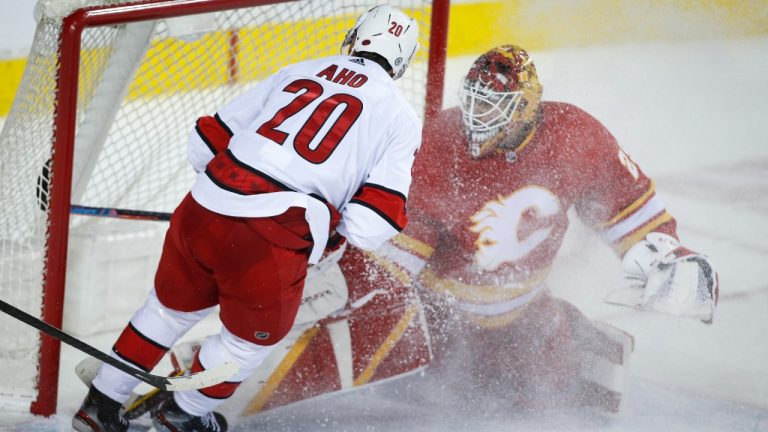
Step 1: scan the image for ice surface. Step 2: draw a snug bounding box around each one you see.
[1,36,768,431]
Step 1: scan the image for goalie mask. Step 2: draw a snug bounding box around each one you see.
[459,45,543,158]
[341,5,419,80]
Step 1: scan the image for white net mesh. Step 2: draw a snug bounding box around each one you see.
[0,7,62,408]
[0,0,439,412]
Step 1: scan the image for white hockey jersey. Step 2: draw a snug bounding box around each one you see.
[188,55,422,263]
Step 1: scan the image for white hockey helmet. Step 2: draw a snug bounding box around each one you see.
[341,5,419,80]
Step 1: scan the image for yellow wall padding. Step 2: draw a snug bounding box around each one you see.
[1,1,767,115]
[447,0,768,56]
[0,59,26,116]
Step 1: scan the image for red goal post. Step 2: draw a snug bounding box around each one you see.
[0,0,448,416]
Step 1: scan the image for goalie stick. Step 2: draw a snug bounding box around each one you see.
[38,156,170,222]
[0,299,239,391]
[70,204,172,221]
[603,288,644,310]
[37,157,171,222]
[603,287,715,324]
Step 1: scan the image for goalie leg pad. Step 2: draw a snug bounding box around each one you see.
[461,295,633,413]
[574,321,634,413]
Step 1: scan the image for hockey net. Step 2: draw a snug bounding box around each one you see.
[0,0,447,416]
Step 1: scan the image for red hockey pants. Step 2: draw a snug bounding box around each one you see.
[154,193,312,345]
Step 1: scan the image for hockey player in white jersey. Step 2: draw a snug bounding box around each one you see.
[72,5,421,432]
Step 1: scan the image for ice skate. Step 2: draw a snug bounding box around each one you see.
[72,385,130,432]
[151,396,228,432]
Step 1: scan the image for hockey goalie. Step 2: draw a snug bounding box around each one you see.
[349,45,720,414]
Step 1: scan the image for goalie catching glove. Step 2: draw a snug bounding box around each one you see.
[617,233,719,324]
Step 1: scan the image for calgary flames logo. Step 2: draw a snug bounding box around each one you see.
[469,187,561,271]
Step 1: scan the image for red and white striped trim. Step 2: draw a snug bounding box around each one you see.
[195,113,233,155]
[112,323,170,372]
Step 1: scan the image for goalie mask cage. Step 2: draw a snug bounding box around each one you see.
[0,0,448,416]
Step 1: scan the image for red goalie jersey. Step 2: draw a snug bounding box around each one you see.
[340,102,676,412]
[382,103,677,327]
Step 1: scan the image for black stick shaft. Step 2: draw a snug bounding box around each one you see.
[0,299,170,390]
[70,205,172,221]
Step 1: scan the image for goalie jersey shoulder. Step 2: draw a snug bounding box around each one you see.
[405,103,676,277]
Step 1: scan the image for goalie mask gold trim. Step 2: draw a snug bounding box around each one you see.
[459,45,543,158]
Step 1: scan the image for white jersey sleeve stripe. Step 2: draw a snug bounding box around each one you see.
[349,182,407,231]
[601,195,666,243]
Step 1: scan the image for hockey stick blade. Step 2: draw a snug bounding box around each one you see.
[0,299,239,391]
[160,361,239,391]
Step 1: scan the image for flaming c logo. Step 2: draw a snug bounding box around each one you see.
[469,186,560,271]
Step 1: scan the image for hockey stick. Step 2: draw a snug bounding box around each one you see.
[76,356,176,420]
[0,299,239,391]
[603,287,644,309]
[70,205,172,221]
